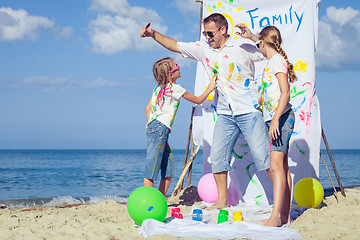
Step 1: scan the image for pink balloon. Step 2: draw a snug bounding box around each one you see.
[197,173,219,203]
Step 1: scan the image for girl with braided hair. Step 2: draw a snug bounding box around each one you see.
[238,25,297,227]
[144,57,216,196]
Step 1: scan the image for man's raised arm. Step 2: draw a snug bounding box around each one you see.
[140,27,180,53]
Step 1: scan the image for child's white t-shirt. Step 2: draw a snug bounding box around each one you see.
[147,83,187,130]
[261,53,291,122]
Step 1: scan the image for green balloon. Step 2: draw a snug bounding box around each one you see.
[127,186,168,226]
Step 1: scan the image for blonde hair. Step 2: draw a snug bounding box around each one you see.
[152,57,173,88]
[259,26,297,83]
[152,57,173,108]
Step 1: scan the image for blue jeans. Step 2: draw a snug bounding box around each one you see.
[210,112,271,173]
[145,120,176,181]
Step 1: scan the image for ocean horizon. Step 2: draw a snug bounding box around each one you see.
[0,149,359,208]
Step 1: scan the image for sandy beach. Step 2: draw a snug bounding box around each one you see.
[0,186,359,240]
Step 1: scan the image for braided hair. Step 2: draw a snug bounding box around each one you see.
[152,57,173,108]
[259,26,297,83]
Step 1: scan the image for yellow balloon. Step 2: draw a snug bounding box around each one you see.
[294,178,324,208]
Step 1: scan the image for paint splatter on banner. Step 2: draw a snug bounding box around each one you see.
[192,0,321,206]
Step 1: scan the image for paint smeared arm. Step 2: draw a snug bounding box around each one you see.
[182,79,216,104]
[140,27,180,53]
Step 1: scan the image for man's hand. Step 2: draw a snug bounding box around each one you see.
[140,27,154,38]
[235,23,259,42]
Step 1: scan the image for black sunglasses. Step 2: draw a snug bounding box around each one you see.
[256,40,262,49]
[202,27,222,38]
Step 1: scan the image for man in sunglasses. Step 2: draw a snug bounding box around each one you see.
[140,13,270,210]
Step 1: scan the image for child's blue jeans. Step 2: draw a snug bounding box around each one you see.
[145,120,176,181]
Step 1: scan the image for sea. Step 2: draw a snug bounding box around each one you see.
[0,149,359,208]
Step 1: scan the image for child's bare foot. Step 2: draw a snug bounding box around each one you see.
[264,216,282,227]
[206,199,228,210]
[281,215,290,225]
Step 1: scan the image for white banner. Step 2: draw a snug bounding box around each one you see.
[193,0,322,206]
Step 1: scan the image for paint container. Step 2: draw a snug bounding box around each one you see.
[192,209,202,221]
[233,211,243,222]
[217,209,229,224]
[171,208,183,219]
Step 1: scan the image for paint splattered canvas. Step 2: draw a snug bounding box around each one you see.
[191,0,321,205]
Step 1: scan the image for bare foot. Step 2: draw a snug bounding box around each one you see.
[206,199,228,210]
[264,216,282,227]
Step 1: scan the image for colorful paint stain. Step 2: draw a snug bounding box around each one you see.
[295,142,305,154]
[232,149,244,159]
[244,79,250,88]
[294,60,308,72]
[227,62,234,80]
[233,145,263,205]
[211,104,217,122]
[299,110,310,124]
[290,85,307,98]
[245,163,263,206]
[291,96,306,112]
[235,66,243,82]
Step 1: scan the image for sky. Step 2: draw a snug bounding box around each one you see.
[0,0,359,149]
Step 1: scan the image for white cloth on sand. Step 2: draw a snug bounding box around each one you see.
[139,204,303,239]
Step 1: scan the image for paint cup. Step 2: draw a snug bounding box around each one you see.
[192,209,202,221]
[171,208,183,219]
[233,211,243,222]
[217,209,229,224]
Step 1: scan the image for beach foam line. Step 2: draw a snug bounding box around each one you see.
[0,195,128,208]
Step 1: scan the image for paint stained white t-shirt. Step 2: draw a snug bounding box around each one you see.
[261,53,291,122]
[147,83,186,130]
[178,37,265,116]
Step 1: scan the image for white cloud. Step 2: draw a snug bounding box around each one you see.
[326,6,359,26]
[175,0,200,16]
[21,76,76,92]
[84,77,124,88]
[0,7,74,42]
[5,76,124,92]
[316,6,360,71]
[88,0,167,54]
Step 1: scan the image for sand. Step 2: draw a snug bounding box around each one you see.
[0,186,359,240]
[290,187,360,240]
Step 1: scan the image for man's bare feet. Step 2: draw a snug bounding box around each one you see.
[206,199,228,210]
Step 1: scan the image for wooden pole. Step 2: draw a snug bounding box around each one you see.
[320,152,338,202]
[170,0,203,197]
[186,0,203,188]
[180,106,196,190]
[321,128,346,197]
[187,136,195,186]
[171,145,201,197]
[197,0,204,40]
